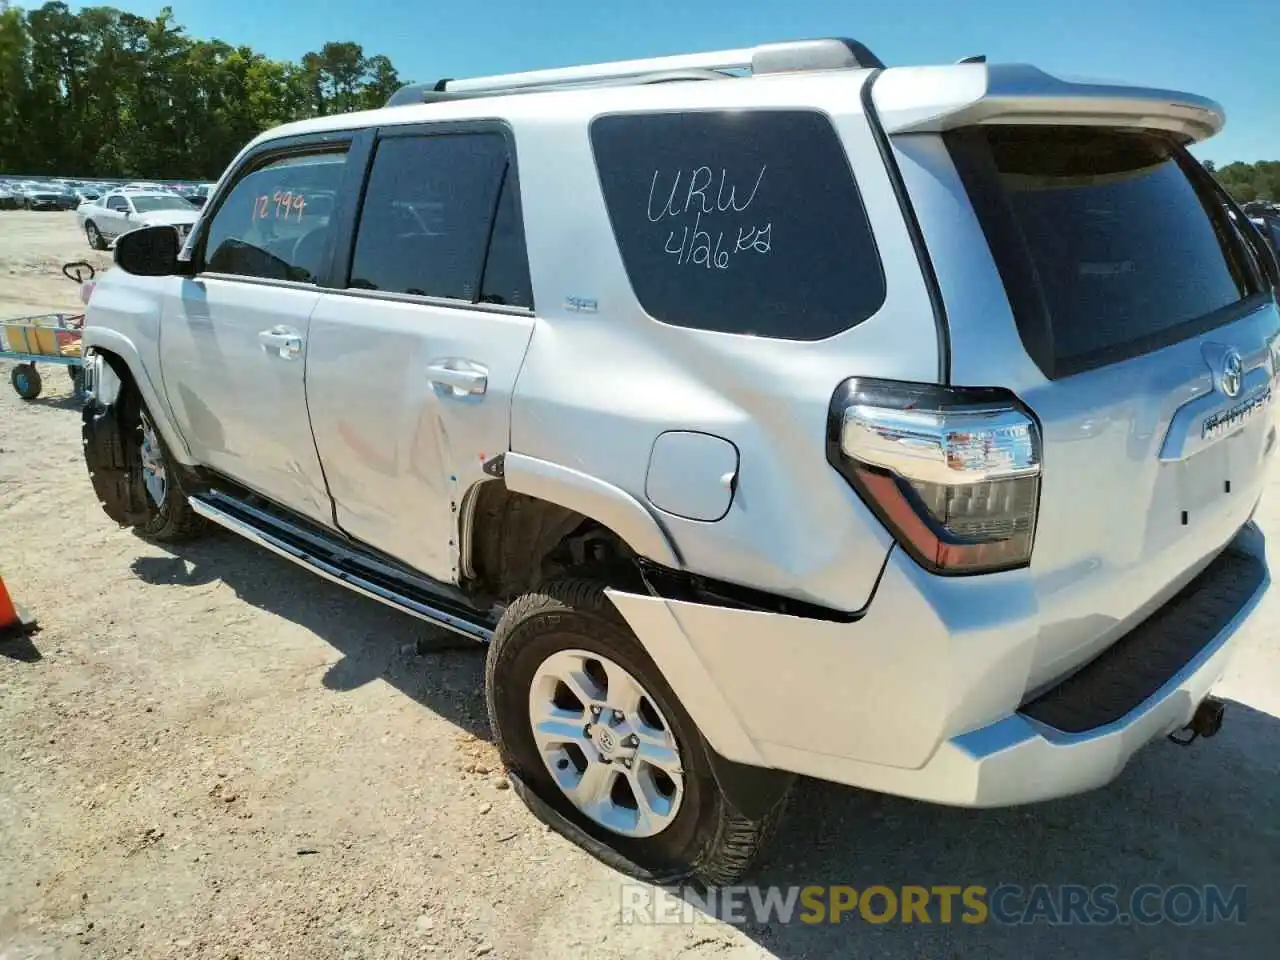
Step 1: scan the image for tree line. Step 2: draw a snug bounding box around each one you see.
[1205,161,1280,205]
[0,2,404,180]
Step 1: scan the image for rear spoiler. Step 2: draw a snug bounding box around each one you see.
[871,63,1224,144]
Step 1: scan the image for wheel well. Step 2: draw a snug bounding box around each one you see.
[89,348,134,402]
[463,481,638,602]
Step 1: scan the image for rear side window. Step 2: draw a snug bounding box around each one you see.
[591,111,885,340]
[349,132,531,306]
[948,127,1258,378]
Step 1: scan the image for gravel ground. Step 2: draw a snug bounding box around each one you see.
[1,210,1278,959]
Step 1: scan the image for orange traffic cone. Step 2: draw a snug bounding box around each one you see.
[0,570,36,639]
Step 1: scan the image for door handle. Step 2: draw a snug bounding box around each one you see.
[425,360,488,397]
[258,327,303,360]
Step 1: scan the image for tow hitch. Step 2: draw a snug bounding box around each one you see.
[1168,696,1226,746]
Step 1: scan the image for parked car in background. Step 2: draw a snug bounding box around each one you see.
[75,187,102,204]
[76,190,202,249]
[187,183,216,207]
[1250,212,1280,257]
[18,181,76,210]
[0,186,20,210]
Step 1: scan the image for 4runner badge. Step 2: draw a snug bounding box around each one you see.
[1202,386,1272,440]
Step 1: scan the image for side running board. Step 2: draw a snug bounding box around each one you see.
[188,492,495,642]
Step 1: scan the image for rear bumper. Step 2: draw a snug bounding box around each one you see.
[607,522,1267,806]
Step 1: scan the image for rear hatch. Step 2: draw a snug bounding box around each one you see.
[876,65,1280,693]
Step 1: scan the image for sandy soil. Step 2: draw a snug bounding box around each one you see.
[2,210,1279,959]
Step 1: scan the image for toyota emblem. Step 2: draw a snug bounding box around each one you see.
[1221,351,1243,399]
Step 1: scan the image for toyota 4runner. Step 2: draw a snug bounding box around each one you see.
[79,38,1278,884]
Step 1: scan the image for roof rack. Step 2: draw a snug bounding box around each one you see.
[385,38,884,107]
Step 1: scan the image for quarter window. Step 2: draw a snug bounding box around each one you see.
[591,110,886,340]
[349,133,529,305]
[201,150,348,284]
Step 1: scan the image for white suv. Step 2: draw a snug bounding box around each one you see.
[79,39,1278,883]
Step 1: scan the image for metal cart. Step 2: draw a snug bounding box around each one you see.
[0,262,95,401]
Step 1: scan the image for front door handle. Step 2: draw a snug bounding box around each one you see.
[426,360,488,397]
[259,326,303,360]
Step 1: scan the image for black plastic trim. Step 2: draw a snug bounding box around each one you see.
[859,69,951,384]
[634,553,888,623]
[1021,546,1265,734]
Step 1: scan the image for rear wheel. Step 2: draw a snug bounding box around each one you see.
[11,364,42,400]
[85,221,107,250]
[486,577,788,884]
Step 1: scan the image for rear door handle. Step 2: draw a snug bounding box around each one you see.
[426,359,488,397]
[258,326,303,360]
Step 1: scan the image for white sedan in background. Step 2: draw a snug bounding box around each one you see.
[76,190,201,250]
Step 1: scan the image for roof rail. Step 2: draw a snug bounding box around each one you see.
[386,38,883,107]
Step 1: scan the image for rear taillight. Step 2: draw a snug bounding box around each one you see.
[827,378,1042,575]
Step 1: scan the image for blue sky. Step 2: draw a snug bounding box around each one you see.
[99,0,1277,163]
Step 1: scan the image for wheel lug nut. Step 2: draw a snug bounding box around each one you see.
[624,735,639,747]
[612,709,624,723]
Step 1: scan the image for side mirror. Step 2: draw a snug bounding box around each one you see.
[114,224,180,277]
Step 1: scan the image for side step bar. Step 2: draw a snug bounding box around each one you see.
[188,493,495,642]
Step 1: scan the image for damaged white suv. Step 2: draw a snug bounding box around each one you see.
[80,38,1278,883]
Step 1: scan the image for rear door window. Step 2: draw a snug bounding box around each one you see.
[591,110,885,340]
[948,127,1258,378]
[348,133,518,303]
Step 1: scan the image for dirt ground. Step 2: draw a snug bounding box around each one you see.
[2,210,1279,959]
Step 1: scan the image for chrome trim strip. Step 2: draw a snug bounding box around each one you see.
[842,403,1040,484]
[189,496,492,642]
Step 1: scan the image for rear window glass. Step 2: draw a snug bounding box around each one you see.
[591,110,885,340]
[949,127,1252,376]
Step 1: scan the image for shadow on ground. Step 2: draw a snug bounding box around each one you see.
[21,392,83,411]
[131,531,1280,958]
[131,529,489,738]
[0,630,41,662]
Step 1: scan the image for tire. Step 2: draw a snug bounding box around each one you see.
[85,221,107,251]
[82,377,207,542]
[486,576,787,885]
[11,364,42,400]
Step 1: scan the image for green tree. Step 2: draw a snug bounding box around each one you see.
[0,2,408,178]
